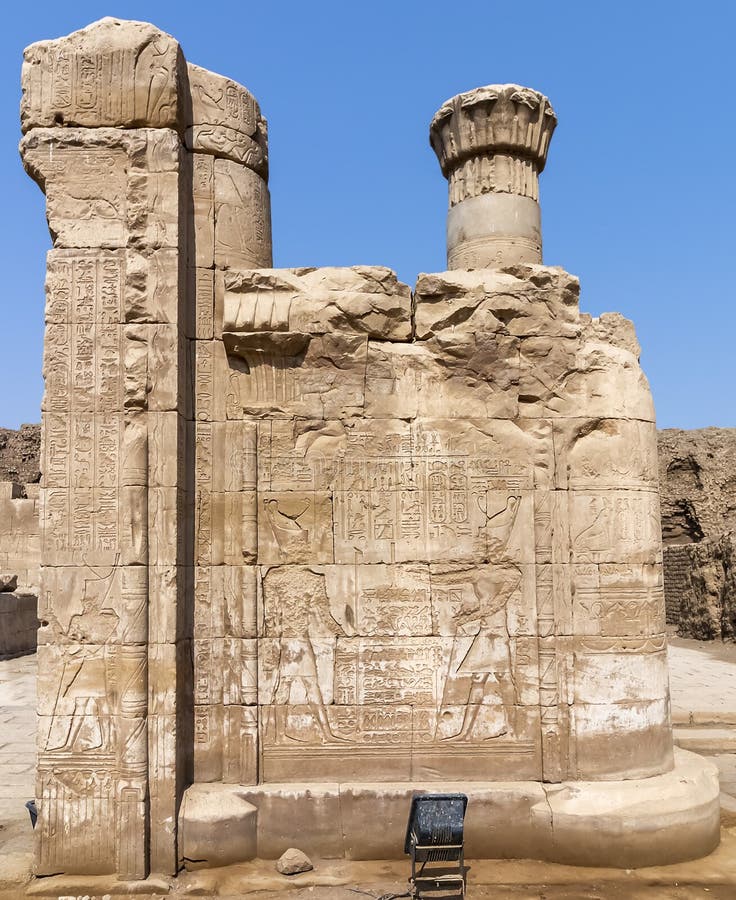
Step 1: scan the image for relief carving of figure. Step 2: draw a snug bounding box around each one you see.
[435,566,520,742]
[263,569,347,743]
[478,494,521,559]
[574,496,612,553]
[45,561,120,753]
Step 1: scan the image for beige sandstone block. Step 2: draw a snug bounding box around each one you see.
[215,333,376,421]
[208,491,257,565]
[147,564,185,644]
[194,704,224,782]
[188,63,261,138]
[223,266,411,340]
[258,491,333,565]
[148,641,181,716]
[191,153,215,268]
[21,128,182,251]
[179,783,257,868]
[555,417,660,492]
[214,159,272,269]
[194,267,215,339]
[569,488,662,565]
[194,565,258,638]
[571,562,665,637]
[365,336,520,420]
[571,697,674,780]
[21,18,183,132]
[414,266,580,340]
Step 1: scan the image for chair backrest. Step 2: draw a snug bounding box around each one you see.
[404,793,468,855]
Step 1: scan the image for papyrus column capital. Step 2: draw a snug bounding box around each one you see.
[430,84,557,269]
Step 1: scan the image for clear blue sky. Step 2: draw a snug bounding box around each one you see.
[1,1,734,429]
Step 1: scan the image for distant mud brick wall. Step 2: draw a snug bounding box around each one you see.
[663,544,689,624]
[665,536,736,640]
[0,590,38,658]
[658,429,736,638]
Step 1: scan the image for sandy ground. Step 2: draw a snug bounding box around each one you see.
[2,638,736,896]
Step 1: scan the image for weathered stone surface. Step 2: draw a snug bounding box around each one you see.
[223,266,412,341]
[178,783,257,870]
[178,748,719,867]
[0,482,39,591]
[276,848,314,875]
[0,425,40,483]
[658,428,736,637]
[186,63,268,176]
[21,18,183,133]
[20,20,717,881]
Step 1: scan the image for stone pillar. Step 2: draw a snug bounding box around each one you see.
[20,17,271,879]
[429,84,556,269]
[185,62,267,789]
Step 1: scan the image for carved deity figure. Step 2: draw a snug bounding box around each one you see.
[44,563,120,753]
[263,569,347,743]
[435,565,521,742]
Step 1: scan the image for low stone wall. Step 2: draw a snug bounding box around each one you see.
[0,591,37,658]
[0,481,40,591]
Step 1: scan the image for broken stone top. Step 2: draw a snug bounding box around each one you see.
[430,84,557,182]
[20,17,268,175]
[21,18,183,132]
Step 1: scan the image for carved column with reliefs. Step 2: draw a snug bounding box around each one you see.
[429,84,557,269]
[186,61,267,790]
[20,16,271,880]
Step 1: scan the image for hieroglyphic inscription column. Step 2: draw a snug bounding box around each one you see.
[185,63,270,787]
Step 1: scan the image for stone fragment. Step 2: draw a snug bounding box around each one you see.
[276,848,314,875]
[0,573,18,592]
[223,266,412,340]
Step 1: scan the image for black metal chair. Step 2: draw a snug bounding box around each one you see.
[404,793,467,898]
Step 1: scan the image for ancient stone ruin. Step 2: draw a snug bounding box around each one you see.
[20,17,721,884]
[659,428,736,639]
[0,426,41,657]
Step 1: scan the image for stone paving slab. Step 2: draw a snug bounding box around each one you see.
[669,636,736,721]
